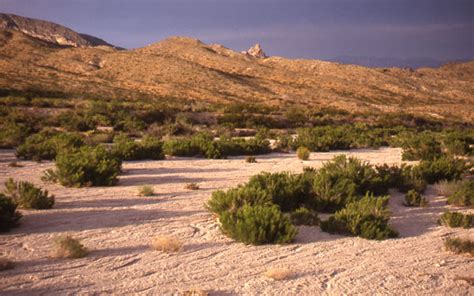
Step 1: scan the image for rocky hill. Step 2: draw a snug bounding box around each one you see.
[0,14,473,121]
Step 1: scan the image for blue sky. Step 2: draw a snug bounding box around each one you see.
[1,0,472,60]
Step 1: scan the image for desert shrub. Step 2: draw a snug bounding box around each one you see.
[417,156,466,184]
[442,130,473,156]
[49,145,122,187]
[397,166,428,193]
[446,179,474,207]
[219,205,297,245]
[290,207,319,226]
[247,172,313,212]
[245,156,257,163]
[320,194,398,240]
[84,132,114,146]
[52,235,88,258]
[375,164,404,189]
[404,189,428,207]
[151,236,183,253]
[163,138,200,157]
[207,186,272,216]
[0,193,22,232]
[297,147,310,160]
[138,185,155,196]
[0,258,14,271]
[444,237,474,256]
[112,134,164,161]
[57,112,96,132]
[0,121,32,148]
[311,169,357,212]
[4,178,54,209]
[16,131,84,161]
[185,183,200,190]
[401,132,442,161]
[439,211,473,228]
[293,126,352,152]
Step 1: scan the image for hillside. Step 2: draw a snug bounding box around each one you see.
[0,14,473,121]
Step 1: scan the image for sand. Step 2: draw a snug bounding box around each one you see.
[0,147,472,295]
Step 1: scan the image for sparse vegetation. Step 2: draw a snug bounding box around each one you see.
[185,183,200,190]
[0,193,22,232]
[444,237,474,256]
[4,178,55,209]
[290,207,319,226]
[52,235,88,259]
[404,190,428,207]
[439,211,473,228]
[245,156,257,163]
[138,185,155,196]
[151,236,183,253]
[446,179,474,207]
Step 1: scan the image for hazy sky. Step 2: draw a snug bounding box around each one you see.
[1,0,473,60]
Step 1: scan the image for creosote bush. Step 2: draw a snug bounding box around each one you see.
[52,235,88,259]
[16,131,84,161]
[320,194,398,240]
[444,237,474,256]
[138,185,155,196]
[112,134,164,160]
[0,193,22,232]
[45,145,122,187]
[4,178,55,209]
[290,207,319,226]
[446,179,474,207]
[439,211,473,229]
[219,205,297,245]
[404,189,428,207]
[296,146,310,160]
[151,236,183,253]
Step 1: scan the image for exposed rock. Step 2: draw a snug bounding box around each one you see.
[0,13,117,48]
[242,43,267,59]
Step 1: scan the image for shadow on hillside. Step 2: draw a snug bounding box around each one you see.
[389,186,448,238]
[16,208,204,234]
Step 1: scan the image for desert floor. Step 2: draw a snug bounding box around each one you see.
[0,147,472,295]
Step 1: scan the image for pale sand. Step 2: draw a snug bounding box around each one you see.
[0,148,472,295]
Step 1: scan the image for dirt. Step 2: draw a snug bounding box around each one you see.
[0,147,472,295]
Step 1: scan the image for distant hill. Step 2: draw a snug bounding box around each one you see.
[331,56,471,69]
[0,13,473,121]
[0,13,118,48]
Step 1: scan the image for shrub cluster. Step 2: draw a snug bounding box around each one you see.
[439,211,473,229]
[112,134,164,160]
[16,130,84,161]
[404,190,428,207]
[44,145,122,187]
[0,193,22,232]
[290,207,319,226]
[446,179,474,207]
[444,237,474,256]
[320,194,398,240]
[4,178,55,209]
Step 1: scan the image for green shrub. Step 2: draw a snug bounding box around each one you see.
[4,178,54,209]
[320,194,398,240]
[247,172,313,212]
[297,147,310,160]
[312,169,357,212]
[207,186,272,216]
[397,166,428,193]
[446,179,474,207]
[401,132,442,161]
[16,131,84,161]
[444,237,474,256]
[404,189,428,207]
[112,134,164,161]
[219,205,297,245]
[375,164,404,189]
[0,121,32,148]
[439,211,472,228]
[48,145,122,187]
[138,185,155,196]
[417,156,466,184]
[290,207,319,226]
[0,193,22,232]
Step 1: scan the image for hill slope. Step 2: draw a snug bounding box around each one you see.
[0,15,473,121]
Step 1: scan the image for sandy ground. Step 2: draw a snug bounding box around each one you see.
[0,147,472,295]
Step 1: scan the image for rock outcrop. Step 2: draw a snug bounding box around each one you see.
[242,43,267,59]
[0,13,117,48]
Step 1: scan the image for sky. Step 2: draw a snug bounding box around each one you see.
[1,0,473,62]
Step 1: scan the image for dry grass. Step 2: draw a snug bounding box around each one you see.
[264,266,294,280]
[151,236,183,253]
[185,183,200,190]
[51,235,88,259]
[0,258,14,271]
[181,289,209,296]
[433,180,457,196]
[138,185,155,196]
[444,237,474,256]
